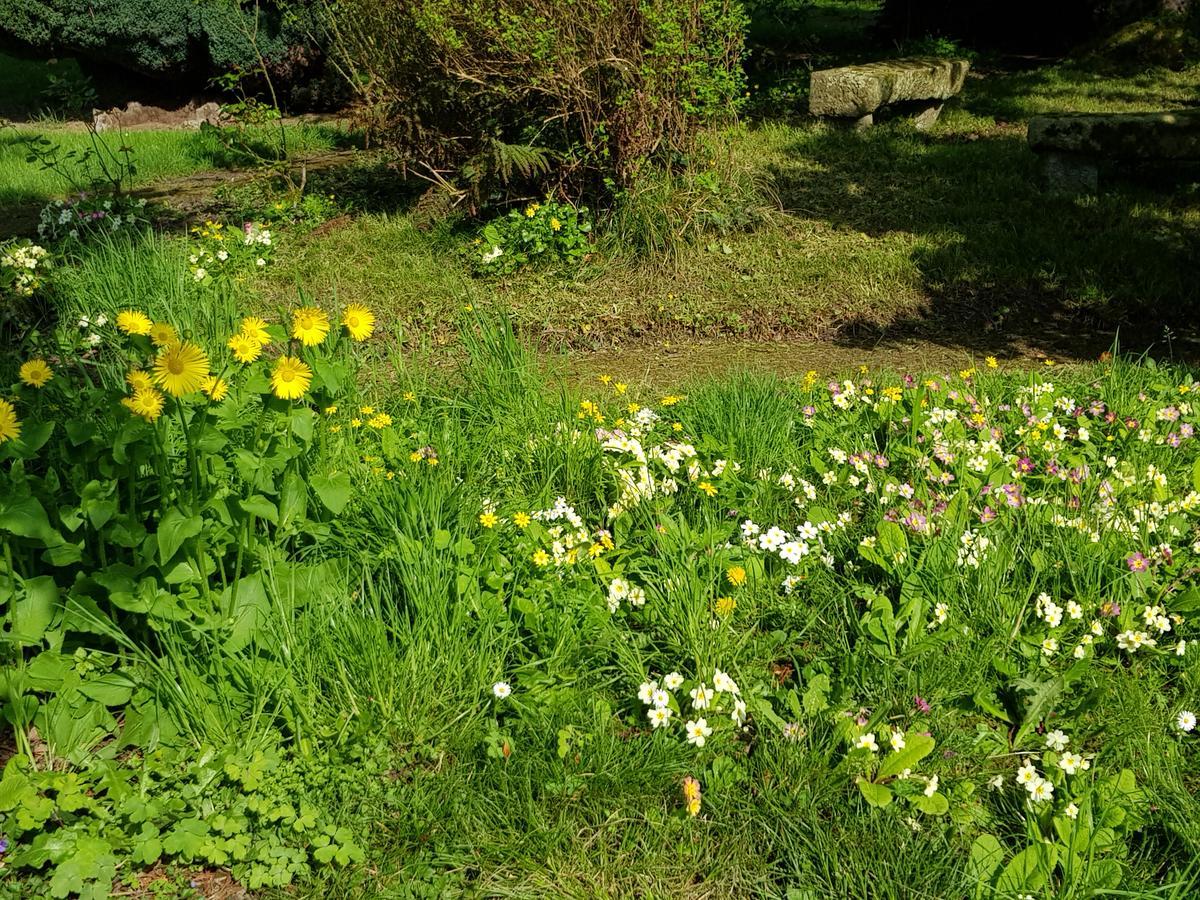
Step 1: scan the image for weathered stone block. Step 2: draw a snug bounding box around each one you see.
[809,58,970,119]
[1027,112,1200,161]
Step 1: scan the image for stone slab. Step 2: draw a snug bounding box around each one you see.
[1027,112,1200,161]
[93,101,223,132]
[809,57,970,119]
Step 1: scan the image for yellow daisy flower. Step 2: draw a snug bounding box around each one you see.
[341,304,375,341]
[19,359,52,388]
[152,341,210,397]
[148,322,179,347]
[239,316,272,346]
[122,388,165,422]
[116,310,153,336]
[290,306,330,347]
[126,369,154,393]
[202,375,229,402]
[0,398,21,444]
[227,333,262,364]
[271,356,312,400]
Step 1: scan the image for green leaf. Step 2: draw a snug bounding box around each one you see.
[279,470,307,529]
[156,507,203,566]
[996,843,1056,894]
[310,471,351,514]
[877,733,936,779]
[78,671,136,707]
[289,407,314,441]
[240,495,279,525]
[912,791,949,815]
[48,834,117,899]
[11,575,59,644]
[433,529,452,551]
[802,673,831,716]
[856,778,893,808]
[966,834,1005,889]
[0,495,58,542]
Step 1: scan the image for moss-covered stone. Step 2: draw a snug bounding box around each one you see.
[1027,112,1200,160]
[809,58,970,118]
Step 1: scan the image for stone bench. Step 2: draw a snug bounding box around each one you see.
[809,57,970,130]
[1028,111,1200,194]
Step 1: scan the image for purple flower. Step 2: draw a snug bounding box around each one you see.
[1126,552,1150,573]
[1100,600,1121,618]
[979,506,996,524]
[802,405,816,417]
[1017,457,1035,474]
[914,696,931,713]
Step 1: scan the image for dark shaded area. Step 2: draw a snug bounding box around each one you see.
[766,122,1200,360]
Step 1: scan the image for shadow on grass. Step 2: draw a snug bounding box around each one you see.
[767,121,1200,359]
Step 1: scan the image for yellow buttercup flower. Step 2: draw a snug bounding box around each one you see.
[148,322,179,347]
[152,341,210,397]
[126,369,154,393]
[19,359,52,388]
[122,388,165,422]
[202,375,229,402]
[0,398,21,444]
[239,316,272,346]
[116,309,153,336]
[227,333,262,364]
[290,306,330,347]
[271,356,312,401]
[342,304,375,341]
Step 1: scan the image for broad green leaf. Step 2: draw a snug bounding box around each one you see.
[0,495,57,542]
[78,671,136,707]
[156,507,203,566]
[856,778,893,808]
[240,495,279,525]
[310,471,351,514]
[289,407,314,441]
[11,575,59,644]
[966,834,1006,888]
[802,673,831,716]
[996,843,1055,893]
[912,790,949,815]
[877,733,936,779]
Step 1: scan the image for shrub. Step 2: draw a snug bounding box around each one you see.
[322,0,748,203]
[472,198,592,274]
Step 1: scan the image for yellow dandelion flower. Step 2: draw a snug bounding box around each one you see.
[271,356,312,401]
[672,422,683,432]
[148,322,179,347]
[661,395,682,406]
[122,388,164,422]
[409,450,422,462]
[127,369,154,393]
[239,316,272,346]
[116,310,153,336]
[325,405,338,415]
[514,512,531,528]
[715,596,737,617]
[341,304,375,341]
[479,512,499,528]
[598,374,612,385]
[726,565,747,587]
[19,359,52,388]
[0,398,21,444]
[152,341,210,397]
[360,406,374,415]
[290,306,330,347]
[615,382,627,395]
[227,333,262,364]
[352,418,363,428]
[202,375,229,402]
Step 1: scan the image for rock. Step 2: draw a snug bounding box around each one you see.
[1028,111,1200,161]
[809,57,971,121]
[93,101,224,132]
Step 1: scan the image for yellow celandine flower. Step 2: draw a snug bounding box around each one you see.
[202,375,229,402]
[271,356,312,401]
[726,565,747,587]
[0,398,21,444]
[325,405,338,415]
[550,217,562,232]
[715,596,737,617]
[341,304,375,341]
[682,777,702,817]
[598,374,612,385]
[116,309,153,335]
[360,406,374,415]
[986,356,999,368]
[588,543,604,559]
[514,512,531,528]
[330,424,342,433]
[479,512,499,528]
[698,481,717,497]
[227,333,262,364]
[369,413,392,429]
[122,388,164,422]
[672,422,683,432]
[960,368,976,380]
[882,386,903,402]
[149,322,179,347]
[352,418,363,428]
[532,549,550,567]
[409,450,422,462]
[153,341,210,397]
[19,359,52,388]
[661,395,682,406]
[403,391,417,403]
[615,383,627,395]
[239,316,272,346]
[627,403,640,415]
[291,306,330,347]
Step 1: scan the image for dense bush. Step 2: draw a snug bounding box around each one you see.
[322,0,748,204]
[0,0,323,90]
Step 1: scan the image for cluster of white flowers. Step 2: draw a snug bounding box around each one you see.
[533,497,591,567]
[956,529,991,568]
[76,313,106,347]
[606,577,647,612]
[637,668,746,745]
[1,242,49,295]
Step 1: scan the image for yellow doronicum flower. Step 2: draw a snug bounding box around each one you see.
[239,316,272,346]
[726,565,747,587]
[127,369,154,393]
[153,341,210,397]
[116,309,153,336]
[148,322,179,347]
[122,388,164,422]
[290,306,330,347]
[202,375,229,402]
[271,356,312,400]
[19,359,52,388]
[0,398,21,444]
[341,304,375,341]
[479,511,499,528]
[227,333,262,364]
